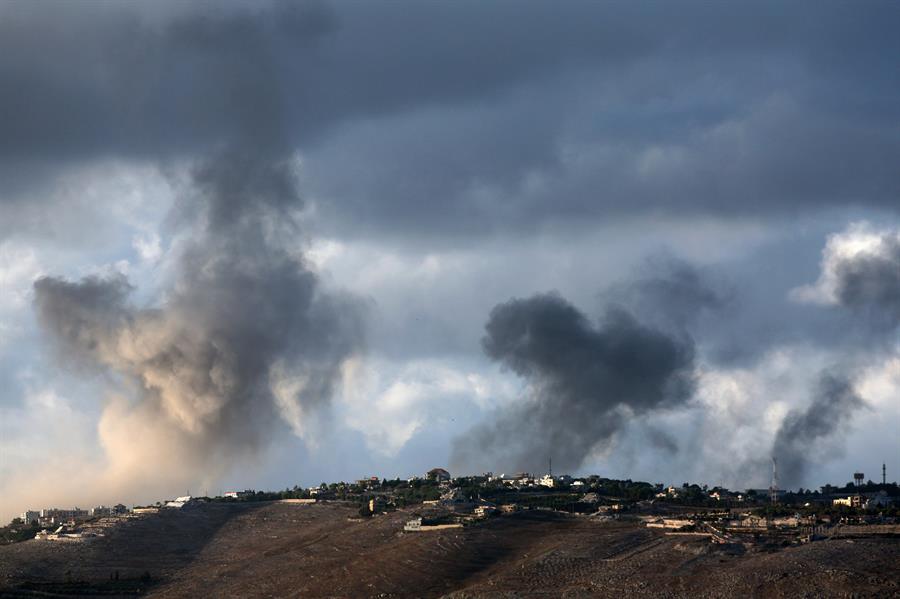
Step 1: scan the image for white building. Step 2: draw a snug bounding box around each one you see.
[165,495,192,509]
[224,491,248,499]
[833,495,862,508]
[404,518,422,531]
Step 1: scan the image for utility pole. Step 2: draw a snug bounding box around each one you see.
[884,463,887,485]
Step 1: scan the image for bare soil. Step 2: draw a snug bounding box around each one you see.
[1,502,897,598]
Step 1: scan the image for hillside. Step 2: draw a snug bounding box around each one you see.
[1,502,897,598]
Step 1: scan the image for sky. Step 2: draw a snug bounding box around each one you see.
[1,0,899,521]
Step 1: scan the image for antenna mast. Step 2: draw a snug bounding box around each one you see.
[770,457,778,505]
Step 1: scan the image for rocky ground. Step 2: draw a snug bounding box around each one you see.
[0,502,897,598]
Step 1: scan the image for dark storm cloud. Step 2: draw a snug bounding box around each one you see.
[2,1,900,240]
[451,293,695,474]
[0,1,336,161]
[0,0,645,163]
[772,373,866,489]
[299,1,900,238]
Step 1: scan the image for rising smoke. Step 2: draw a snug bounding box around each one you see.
[771,372,867,489]
[32,149,365,495]
[451,292,696,474]
[27,3,364,501]
[603,257,732,336]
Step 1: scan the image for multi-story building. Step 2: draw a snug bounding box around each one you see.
[20,510,40,525]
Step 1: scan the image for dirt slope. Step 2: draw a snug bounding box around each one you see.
[1,502,897,598]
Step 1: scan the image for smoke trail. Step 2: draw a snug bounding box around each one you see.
[772,372,866,488]
[451,292,695,474]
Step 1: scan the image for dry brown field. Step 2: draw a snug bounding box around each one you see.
[1,501,897,598]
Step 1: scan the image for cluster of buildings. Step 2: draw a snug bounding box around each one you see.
[832,491,893,509]
[7,464,896,547]
[471,471,580,489]
[9,496,204,543]
[19,505,129,527]
[17,498,201,528]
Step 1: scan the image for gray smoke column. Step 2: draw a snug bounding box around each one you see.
[32,150,364,489]
[451,292,695,474]
[28,3,364,494]
[772,373,866,488]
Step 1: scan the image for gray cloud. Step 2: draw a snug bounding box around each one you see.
[833,235,900,326]
[772,372,866,489]
[0,1,335,162]
[3,1,900,242]
[451,292,695,474]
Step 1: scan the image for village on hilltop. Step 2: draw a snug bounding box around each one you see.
[5,464,899,547]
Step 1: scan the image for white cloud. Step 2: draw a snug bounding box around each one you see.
[0,242,43,350]
[0,242,42,309]
[132,232,162,263]
[338,357,519,457]
[790,221,899,305]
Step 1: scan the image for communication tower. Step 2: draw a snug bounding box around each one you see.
[770,457,778,505]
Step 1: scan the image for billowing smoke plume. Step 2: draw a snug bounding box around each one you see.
[604,257,731,335]
[451,293,695,474]
[32,150,364,494]
[772,373,866,488]
[23,2,367,504]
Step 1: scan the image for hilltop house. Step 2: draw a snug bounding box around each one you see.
[426,468,451,482]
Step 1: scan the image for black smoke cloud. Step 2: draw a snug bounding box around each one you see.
[451,293,695,474]
[772,373,866,489]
